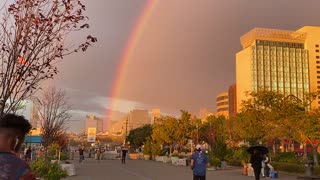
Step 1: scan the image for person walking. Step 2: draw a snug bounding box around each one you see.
[79,146,85,163]
[250,149,264,180]
[121,146,128,164]
[0,113,36,179]
[262,154,274,177]
[190,144,210,180]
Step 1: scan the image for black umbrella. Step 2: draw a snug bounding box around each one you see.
[247,145,269,155]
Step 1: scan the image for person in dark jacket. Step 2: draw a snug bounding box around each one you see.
[0,114,35,179]
[250,149,264,180]
[121,146,128,164]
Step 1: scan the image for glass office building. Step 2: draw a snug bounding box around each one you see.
[236,27,320,112]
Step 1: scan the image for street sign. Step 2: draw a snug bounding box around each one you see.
[87,128,96,142]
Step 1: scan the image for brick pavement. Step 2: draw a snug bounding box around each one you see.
[63,157,299,180]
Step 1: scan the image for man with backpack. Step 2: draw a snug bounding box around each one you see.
[190,144,210,180]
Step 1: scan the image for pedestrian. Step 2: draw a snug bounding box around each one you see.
[190,144,210,180]
[79,146,85,163]
[262,154,274,177]
[121,145,128,164]
[250,149,264,180]
[25,146,32,162]
[0,113,36,179]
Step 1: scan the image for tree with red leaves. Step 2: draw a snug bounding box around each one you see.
[0,0,96,116]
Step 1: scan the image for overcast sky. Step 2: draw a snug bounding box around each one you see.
[27,0,320,132]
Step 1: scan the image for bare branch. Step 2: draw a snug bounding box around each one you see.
[0,0,96,116]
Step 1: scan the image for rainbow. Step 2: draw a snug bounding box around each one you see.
[105,0,158,131]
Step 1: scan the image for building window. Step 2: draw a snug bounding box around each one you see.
[317,50,320,53]
[316,44,320,48]
[317,56,320,59]
[317,61,320,64]
[318,71,320,74]
[317,66,320,69]
[317,76,320,79]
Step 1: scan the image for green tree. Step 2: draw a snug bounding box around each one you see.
[200,115,228,162]
[152,116,177,155]
[126,124,152,150]
[175,110,192,152]
[299,109,320,165]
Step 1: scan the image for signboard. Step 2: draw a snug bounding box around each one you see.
[87,128,96,142]
[25,136,42,143]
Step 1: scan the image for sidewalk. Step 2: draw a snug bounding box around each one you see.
[64,157,299,180]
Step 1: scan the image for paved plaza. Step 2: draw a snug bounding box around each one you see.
[64,157,299,180]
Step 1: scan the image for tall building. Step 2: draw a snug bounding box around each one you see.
[128,109,150,131]
[296,26,320,109]
[228,84,237,117]
[236,26,320,112]
[216,92,229,118]
[151,109,161,124]
[30,103,40,128]
[84,115,103,134]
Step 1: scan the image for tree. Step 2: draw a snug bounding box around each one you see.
[152,116,177,155]
[174,110,192,152]
[299,109,320,165]
[200,115,228,163]
[37,87,71,153]
[126,124,152,150]
[0,0,96,116]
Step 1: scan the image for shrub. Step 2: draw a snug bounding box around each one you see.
[272,161,305,174]
[224,146,250,166]
[31,157,68,179]
[60,153,69,161]
[273,152,303,163]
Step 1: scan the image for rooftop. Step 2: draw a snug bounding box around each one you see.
[240,28,306,49]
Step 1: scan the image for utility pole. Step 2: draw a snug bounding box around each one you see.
[124,116,128,144]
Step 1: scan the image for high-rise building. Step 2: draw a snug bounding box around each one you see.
[228,84,237,117]
[151,109,161,124]
[128,109,150,131]
[216,92,229,118]
[236,26,320,112]
[30,103,40,128]
[296,26,320,109]
[84,115,103,134]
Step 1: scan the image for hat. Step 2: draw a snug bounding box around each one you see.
[196,144,202,151]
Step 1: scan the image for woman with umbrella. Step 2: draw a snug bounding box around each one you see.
[248,145,268,180]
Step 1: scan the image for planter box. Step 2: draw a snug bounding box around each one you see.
[143,154,150,160]
[129,153,139,160]
[60,163,76,176]
[156,156,170,163]
[102,151,118,160]
[171,157,187,166]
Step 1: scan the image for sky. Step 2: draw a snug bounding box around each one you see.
[23,0,320,132]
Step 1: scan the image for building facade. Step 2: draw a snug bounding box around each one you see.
[228,84,237,117]
[216,92,229,118]
[151,109,161,124]
[236,26,320,112]
[128,109,150,132]
[84,115,103,134]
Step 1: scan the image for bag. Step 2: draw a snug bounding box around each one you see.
[270,171,278,178]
